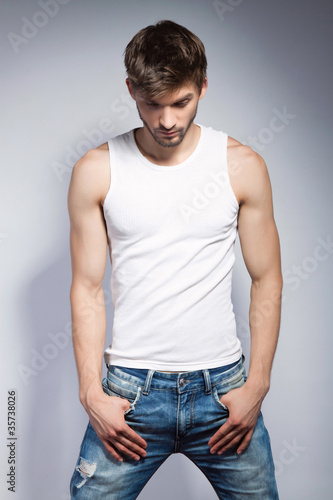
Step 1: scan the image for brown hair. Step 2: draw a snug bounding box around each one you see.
[124,20,207,98]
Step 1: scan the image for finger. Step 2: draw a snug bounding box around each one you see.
[112,438,144,461]
[105,429,147,462]
[216,426,254,455]
[210,429,239,454]
[208,420,234,448]
[216,432,246,455]
[102,439,125,462]
[210,420,248,453]
[116,433,148,458]
[236,428,254,454]
[121,423,148,449]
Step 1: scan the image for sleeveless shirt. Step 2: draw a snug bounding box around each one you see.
[102,123,242,370]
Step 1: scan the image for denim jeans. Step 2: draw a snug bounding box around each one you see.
[70,357,279,499]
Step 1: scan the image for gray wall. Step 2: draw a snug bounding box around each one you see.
[1,0,332,498]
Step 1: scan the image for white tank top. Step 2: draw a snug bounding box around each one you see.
[103,123,242,370]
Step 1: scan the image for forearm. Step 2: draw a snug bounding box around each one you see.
[70,282,148,462]
[70,283,106,410]
[246,274,283,394]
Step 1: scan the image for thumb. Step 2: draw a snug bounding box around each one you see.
[219,394,229,410]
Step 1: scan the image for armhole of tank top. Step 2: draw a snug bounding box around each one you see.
[102,139,114,209]
[224,133,240,210]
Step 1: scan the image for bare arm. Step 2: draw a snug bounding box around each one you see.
[208,145,283,455]
[68,149,147,461]
[68,150,108,404]
[239,153,282,391]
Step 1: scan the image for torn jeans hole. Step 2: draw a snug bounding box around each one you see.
[75,457,97,488]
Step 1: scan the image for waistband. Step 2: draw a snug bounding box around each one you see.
[106,355,245,396]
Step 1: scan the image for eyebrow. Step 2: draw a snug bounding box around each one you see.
[174,93,194,103]
[146,93,194,105]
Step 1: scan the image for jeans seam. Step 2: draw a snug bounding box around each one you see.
[211,369,244,390]
[190,390,196,428]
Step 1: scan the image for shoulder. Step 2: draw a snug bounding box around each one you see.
[227,135,266,174]
[68,142,110,207]
[72,142,109,177]
[227,136,271,207]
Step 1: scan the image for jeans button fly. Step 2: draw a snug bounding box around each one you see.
[179,378,186,387]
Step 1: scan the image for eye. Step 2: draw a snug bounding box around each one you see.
[145,102,158,108]
[174,101,189,108]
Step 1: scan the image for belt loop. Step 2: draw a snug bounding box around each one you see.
[202,370,212,395]
[142,369,155,396]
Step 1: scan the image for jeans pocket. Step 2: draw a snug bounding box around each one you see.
[211,385,229,413]
[101,376,142,415]
[211,366,246,412]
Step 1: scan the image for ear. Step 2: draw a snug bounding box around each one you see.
[198,77,208,100]
[126,78,137,100]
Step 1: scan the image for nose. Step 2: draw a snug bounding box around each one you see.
[159,107,176,130]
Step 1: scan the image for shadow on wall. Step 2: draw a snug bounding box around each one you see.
[19,250,95,499]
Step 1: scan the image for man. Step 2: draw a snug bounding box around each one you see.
[68,20,282,499]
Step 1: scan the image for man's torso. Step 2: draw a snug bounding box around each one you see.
[86,126,254,371]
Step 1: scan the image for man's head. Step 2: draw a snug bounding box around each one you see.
[124,20,207,148]
[124,20,207,99]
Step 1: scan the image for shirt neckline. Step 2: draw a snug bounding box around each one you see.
[129,123,204,171]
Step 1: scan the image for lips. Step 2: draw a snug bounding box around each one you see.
[159,130,178,136]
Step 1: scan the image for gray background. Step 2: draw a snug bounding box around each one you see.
[1,0,332,498]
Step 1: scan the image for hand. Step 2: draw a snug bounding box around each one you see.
[208,382,264,455]
[85,391,148,462]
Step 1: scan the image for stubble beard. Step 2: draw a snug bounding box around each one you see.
[136,105,198,148]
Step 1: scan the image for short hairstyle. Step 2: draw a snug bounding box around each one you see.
[124,20,207,98]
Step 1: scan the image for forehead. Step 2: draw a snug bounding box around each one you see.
[138,82,198,103]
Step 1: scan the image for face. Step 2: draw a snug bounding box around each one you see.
[128,80,207,148]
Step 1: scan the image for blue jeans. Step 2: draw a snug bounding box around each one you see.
[70,357,279,499]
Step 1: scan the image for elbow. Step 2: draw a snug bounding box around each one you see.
[70,281,104,305]
[251,271,283,298]
[275,271,283,295]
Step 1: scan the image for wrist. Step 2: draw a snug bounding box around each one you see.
[245,373,270,398]
[79,380,105,411]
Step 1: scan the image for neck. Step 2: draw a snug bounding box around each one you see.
[134,123,200,166]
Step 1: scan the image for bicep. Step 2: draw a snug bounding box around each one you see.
[68,157,108,291]
[237,157,281,283]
